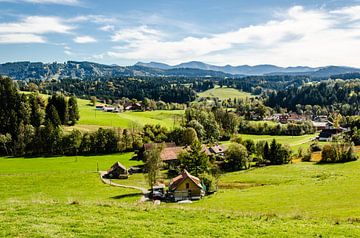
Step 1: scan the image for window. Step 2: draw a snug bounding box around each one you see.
[186,183,190,189]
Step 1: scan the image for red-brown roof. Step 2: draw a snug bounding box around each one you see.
[107,162,127,173]
[160,146,184,161]
[169,170,203,191]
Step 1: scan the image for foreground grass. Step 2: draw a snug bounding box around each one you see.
[1,202,359,237]
[1,153,360,236]
[198,87,253,100]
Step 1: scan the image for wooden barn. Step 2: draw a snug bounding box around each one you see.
[168,170,205,202]
[103,162,129,179]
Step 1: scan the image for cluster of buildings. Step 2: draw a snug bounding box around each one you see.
[95,102,144,113]
[265,113,348,141]
[103,143,227,202]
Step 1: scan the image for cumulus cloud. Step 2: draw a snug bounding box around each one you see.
[73,35,97,43]
[0,33,45,43]
[0,16,73,34]
[0,16,73,44]
[107,5,360,67]
[331,5,360,21]
[0,0,80,5]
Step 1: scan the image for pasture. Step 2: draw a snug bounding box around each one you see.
[223,134,317,152]
[1,153,359,237]
[198,86,253,100]
[76,98,184,130]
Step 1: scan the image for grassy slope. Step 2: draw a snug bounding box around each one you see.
[198,87,253,100]
[76,98,184,130]
[222,134,317,152]
[1,154,359,237]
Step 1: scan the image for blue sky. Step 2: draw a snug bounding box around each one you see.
[0,0,360,67]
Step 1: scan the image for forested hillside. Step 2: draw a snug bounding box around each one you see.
[267,80,360,115]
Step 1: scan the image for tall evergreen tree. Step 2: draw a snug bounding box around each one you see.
[68,96,80,126]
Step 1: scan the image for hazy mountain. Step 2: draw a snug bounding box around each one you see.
[136,61,319,75]
[310,66,360,78]
[1,60,360,81]
[135,61,172,70]
[0,61,232,80]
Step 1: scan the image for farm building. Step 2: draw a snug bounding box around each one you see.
[318,128,345,142]
[103,162,129,179]
[168,170,205,202]
[312,121,333,131]
[95,104,105,110]
[124,102,142,111]
[208,144,226,157]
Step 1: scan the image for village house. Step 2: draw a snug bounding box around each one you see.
[103,162,129,179]
[312,121,333,131]
[103,106,115,112]
[318,128,345,142]
[95,104,105,110]
[208,144,226,156]
[168,170,205,202]
[124,102,142,111]
[279,113,307,124]
[143,143,227,167]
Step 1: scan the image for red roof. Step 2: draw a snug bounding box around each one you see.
[160,146,184,161]
[169,170,203,191]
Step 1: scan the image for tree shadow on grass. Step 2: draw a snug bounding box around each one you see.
[110,193,142,200]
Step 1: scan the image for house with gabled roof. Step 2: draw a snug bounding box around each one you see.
[103,162,128,179]
[168,170,205,202]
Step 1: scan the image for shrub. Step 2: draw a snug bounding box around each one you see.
[320,143,358,163]
[310,142,322,152]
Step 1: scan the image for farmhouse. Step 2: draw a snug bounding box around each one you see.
[168,170,205,202]
[103,162,129,179]
[124,102,142,111]
[318,128,345,142]
[312,121,333,131]
[208,144,226,157]
[103,106,115,112]
[279,113,306,123]
[95,104,105,110]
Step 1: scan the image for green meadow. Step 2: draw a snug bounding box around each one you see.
[198,86,253,100]
[1,153,359,237]
[76,98,184,130]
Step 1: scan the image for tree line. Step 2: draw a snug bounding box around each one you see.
[0,76,79,156]
[267,80,360,116]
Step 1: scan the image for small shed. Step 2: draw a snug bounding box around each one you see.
[209,144,226,156]
[168,170,205,202]
[103,162,128,179]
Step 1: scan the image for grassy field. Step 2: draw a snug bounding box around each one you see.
[21,92,184,131]
[1,153,359,237]
[198,86,253,100]
[76,98,184,130]
[223,134,317,153]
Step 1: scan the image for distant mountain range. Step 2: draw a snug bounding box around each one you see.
[136,61,360,77]
[0,60,360,81]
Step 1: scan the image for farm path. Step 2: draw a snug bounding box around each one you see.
[288,136,316,147]
[99,171,149,202]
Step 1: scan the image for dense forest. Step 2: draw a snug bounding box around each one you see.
[267,80,360,116]
[18,77,217,103]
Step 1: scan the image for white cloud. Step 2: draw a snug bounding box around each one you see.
[0,16,73,34]
[0,33,45,43]
[0,0,80,6]
[111,25,163,42]
[107,5,360,67]
[331,5,360,21]
[0,16,73,44]
[100,25,115,32]
[73,35,97,43]
[69,15,117,24]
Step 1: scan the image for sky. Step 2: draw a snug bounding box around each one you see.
[1,0,360,67]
